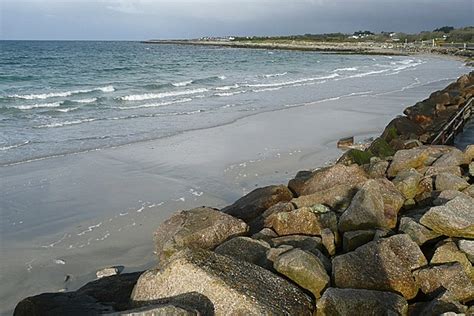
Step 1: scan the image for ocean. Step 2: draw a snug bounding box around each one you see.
[1,41,468,166]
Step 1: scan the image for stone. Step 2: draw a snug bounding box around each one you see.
[470,162,474,177]
[464,144,474,162]
[288,163,368,196]
[251,228,277,242]
[274,249,329,299]
[414,290,469,316]
[413,263,474,302]
[342,230,376,252]
[420,196,474,238]
[430,240,472,277]
[153,207,248,266]
[458,239,474,262]
[387,147,431,177]
[435,173,470,191]
[291,184,358,211]
[337,136,354,149]
[399,216,440,246]
[14,272,142,315]
[316,288,408,316]
[114,305,197,316]
[338,179,404,232]
[423,165,462,177]
[222,185,293,222]
[333,234,426,299]
[433,190,470,206]
[368,159,390,178]
[392,168,422,200]
[264,207,337,236]
[269,235,323,252]
[463,184,474,198]
[131,249,313,315]
[432,149,468,167]
[321,228,336,256]
[96,267,120,279]
[214,236,271,269]
[310,203,331,213]
[261,201,294,218]
[266,245,294,264]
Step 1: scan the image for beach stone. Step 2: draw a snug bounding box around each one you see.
[261,201,294,218]
[316,288,408,316]
[131,248,313,315]
[435,173,470,191]
[387,147,431,177]
[458,239,474,262]
[266,245,294,265]
[342,230,376,252]
[423,165,462,177]
[332,234,426,299]
[338,178,404,232]
[289,163,368,196]
[430,240,472,277]
[274,248,329,299]
[264,207,337,236]
[432,149,468,167]
[251,228,277,242]
[463,184,474,198]
[214,236,271,269]
[368,159,390,178]
[153,207,248,266]
[433,190,470,206]
[392,168,422,200]
[420,196,474,238]
[399,216,441,246]
[321,228,336,256]
[14,272,142,315]
[411,290,469,316]
[413,262,474,302]
[291,184,358,211]
[96,267,120,279]
[222,185,293,222]
[114,304,197,316]
[464,144,474,162]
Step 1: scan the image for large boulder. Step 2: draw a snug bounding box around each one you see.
[332,234,427,299]
[274,249,330,299]
[413,263,474,302]
[338,179,405,232]
[131,249,313,315]
[392,169,422,200]
[435,173,470,191]
[214,236,271,269]
[458,239,474,263]
[153,207,248,266]
[316,288,408,316]
[399,216,440,246]
[222,185,293,222]
[419,196,474,238]
[291,184,358,211]
[264,207,337,236]
[14,272,142,316]
[288,164,368,196]
[432,149,468,167]
[430,240,473,277]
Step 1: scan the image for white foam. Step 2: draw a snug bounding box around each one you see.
[15,102,62,110]
[118,98,192,110]
[172,80,193,87]
[35,118,97,128]
[55,107,78,113]
[9,86,114,100]
[333,67,358,72]
[215,91,245,97]
[54,259,66,265]
[218,75,227,80]
[215,84,239,91]
[77,222,102,236]
[247,73,339,88]
[263,72,287,78]
[73,98,97,103]
[120,88,207,101]
[0,140,30,151]
[253,87,283,93]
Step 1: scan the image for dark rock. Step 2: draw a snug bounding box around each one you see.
[222,185,293,222]
[251,228,278,242]
[342,230,376,252]
[214,236,271,269]
[399,216,440,246]
[131,248,314,315]
[261,201,295,218]
[316,288,408,316]
[321,228,336,256]
[153,207,248,266]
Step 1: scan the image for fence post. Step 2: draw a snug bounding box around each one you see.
[464,43,467,50]
[432,39,435,47]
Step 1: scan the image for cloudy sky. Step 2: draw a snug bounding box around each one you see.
[1,0,472,40]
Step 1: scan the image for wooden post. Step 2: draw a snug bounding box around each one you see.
[432,39,435,47]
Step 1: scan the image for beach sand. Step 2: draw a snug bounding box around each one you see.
[0,75,469,314]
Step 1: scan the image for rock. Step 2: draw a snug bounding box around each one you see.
[291,184,358,211]
[433,190,470,206]
[432,149,468,167]
[399,216,440,246]
[261,202,294,218]
[392,168,422,200]
[333,234,426,299]
[411,290,469,316]
[114,304,197,316]
[431,240,472,277]
[287,170,313,196]
[264,207,337,236]
[316,288,408,316]
[337,136,354,149]
[368,159,390,178]
[424,165,462,177]
[420,196,474,238]
[214,236,271,269]
[463,184,474,198]
[310,203,332,213]
[14,272,142,315]
[342,230,376,252]
[387,147,431,177]
[131,249,313,315]
[266,245,294,264]
[274,249,329,299]
[96,267,120,279]
[288,163,368,196]
[321,228,336,256]
[153,207,248,266]
[222,185,293,222]
[457,239,474,262]
[464,144,474,162]
[251,228,277,242]
[469,162,474,177]
[338,179,404,232]
[435,173,470,191]
[413,263,474,302]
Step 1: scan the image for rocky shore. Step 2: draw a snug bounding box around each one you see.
[14,72,474,315]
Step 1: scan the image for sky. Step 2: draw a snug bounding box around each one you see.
[0,0,472,40]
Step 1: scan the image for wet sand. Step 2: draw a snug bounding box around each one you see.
[0,74,469,314]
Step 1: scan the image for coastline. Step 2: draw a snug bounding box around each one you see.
[1,55,472,315]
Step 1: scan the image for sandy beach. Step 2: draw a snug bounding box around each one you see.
[1,63,471,314]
